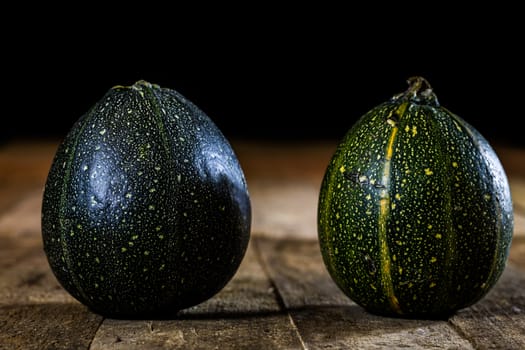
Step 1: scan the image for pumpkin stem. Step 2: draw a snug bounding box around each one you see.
[393,76,440,107]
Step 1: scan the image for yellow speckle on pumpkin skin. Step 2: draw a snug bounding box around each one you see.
[424,168,433,176]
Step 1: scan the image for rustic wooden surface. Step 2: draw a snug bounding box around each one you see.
[0,139,524,350]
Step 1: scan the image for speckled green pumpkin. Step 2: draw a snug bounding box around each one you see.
[317,77,514,318]
[41,80,251,318]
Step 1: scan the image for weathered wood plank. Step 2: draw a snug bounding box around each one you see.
[510,178,525,219]
[0,193,50,285]
[509,177,525,269]
[509,236,525,271]
[234,140,336,186]
[90,315,301,350]
[0,140,56,187]
[0,303,102,350]
[249,181,320,240]
[495,145,525,180]
[0,192,62,302]
[255,238,475,349]
[0,192,43,240]
[513,212,525,237]
[0,140,55,213]
[0,187,39,216]
[90,240,303,350]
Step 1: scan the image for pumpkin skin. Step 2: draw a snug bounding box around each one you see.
[41,80,251,318]
[317,77,513,318]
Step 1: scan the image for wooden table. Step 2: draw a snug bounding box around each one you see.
[1,139,524,350]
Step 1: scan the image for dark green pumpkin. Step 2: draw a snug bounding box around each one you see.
[41,80,251,318]
[317,77,513,318]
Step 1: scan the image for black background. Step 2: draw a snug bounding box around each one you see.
[3,10,523,147]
